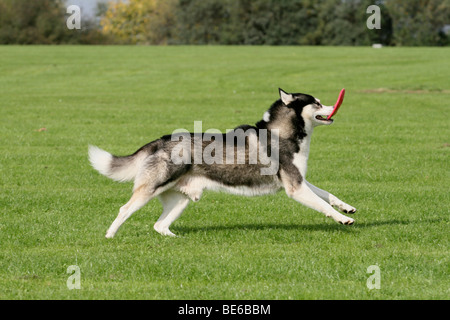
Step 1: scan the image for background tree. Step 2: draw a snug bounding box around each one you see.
[0,0,447,46]
[0,0,67,44]
[0,0,109,44]
[386,0,450,46]
[100,0,177,44]
[172,0,232,44]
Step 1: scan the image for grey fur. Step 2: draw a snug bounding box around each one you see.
[89,88,356,238]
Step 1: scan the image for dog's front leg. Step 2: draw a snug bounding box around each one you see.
[305,180,356,214]
[286,182,354,225]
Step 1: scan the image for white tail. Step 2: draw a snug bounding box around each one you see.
[88,145,143,182]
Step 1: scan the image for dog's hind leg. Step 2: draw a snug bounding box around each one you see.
[305,180,356,214]
[105,186,154,238]
[154,190,190,237]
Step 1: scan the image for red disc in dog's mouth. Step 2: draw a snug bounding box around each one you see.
[327,88,345,120]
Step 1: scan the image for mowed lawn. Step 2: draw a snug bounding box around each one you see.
[0,46,448,300]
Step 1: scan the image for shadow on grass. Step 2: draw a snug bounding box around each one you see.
[175,217,445,235]
[176,222,354,235]
[356,217,445,228]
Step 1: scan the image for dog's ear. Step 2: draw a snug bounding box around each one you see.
[279,88,295,105]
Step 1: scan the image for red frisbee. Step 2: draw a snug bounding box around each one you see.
[327,88,345,120]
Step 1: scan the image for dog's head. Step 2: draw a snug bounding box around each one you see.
[258,88,339,140]
[278,88,335,127]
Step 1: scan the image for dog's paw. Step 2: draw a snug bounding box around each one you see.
[329,212,355,226]
[337,216,355,225]
[159,228,177,237]
[105,232,115,239]
[105,227,117,238]
[338,203,357,214]
[154,223,177,237]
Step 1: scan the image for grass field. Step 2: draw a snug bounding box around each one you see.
[0,45,448,300]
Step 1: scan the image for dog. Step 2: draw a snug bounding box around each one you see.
[89,88,356,238]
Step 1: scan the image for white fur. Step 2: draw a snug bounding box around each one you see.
[105,186,153,238]
[154,190,190,237]
[305,181,356,214]
[293,136,311,177]
[89,145,145,182]
[287,182,354,225]
[263,111,271,122]
[88,145,113,177]
[280,89,295,105]
[175,175,281,202]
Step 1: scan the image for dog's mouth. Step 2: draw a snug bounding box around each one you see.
[315,115,333,123]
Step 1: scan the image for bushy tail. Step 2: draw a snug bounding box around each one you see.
[88,145,145,182]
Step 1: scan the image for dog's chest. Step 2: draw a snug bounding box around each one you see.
[292,138,310,178]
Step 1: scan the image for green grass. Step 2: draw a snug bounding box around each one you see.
[0,46,448,300]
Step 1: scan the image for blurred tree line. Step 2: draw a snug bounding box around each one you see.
[0,0,448,46]
[0,0,110,44]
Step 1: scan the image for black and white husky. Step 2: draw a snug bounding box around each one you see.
[89,89,356,238]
